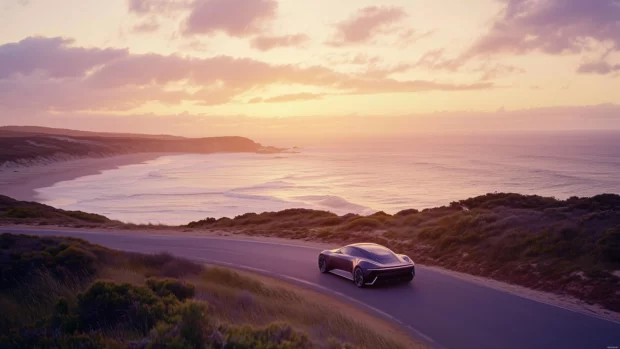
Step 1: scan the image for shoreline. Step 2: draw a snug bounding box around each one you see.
[0,153,166,202]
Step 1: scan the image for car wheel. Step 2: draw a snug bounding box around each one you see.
[353,267,365,288]
[318,255,329,273]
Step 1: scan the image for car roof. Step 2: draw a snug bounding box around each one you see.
[347,242,383,248]
[346,243,393,254]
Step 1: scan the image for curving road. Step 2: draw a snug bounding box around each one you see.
[4,228,619,349]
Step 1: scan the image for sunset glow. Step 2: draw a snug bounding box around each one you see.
[1,0,619,141]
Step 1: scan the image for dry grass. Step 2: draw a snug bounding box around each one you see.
[189,267,424,349]
[0,269,87,332]
[1,235,428,348]
[98,265,424,349]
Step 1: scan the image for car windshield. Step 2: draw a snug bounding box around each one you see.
[360,245,399,263]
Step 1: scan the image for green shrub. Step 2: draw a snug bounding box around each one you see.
[0,233,17,249]
[54,245,98,274]
[76,280,167,334]
[4,207,47,219]
[596,226,620,264]
[55,297,70,315]
[395,209,419,217]
[63,210,109,223]
[0,332,118,349]
[316,230,332,239]
[318,217,342,226]
[223,323,313,349]
[342,218,381,231]
[186,217,217,228]
[147,278,196,301]
[149,301,213,349]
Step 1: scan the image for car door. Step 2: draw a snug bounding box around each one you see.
[329,248,346,271]
[337,247,356,273]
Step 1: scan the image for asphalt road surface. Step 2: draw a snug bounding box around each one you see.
[4,228,619,349]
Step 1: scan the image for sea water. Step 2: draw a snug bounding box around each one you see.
[36,131,620,225]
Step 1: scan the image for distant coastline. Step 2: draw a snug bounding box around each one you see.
[0,126,284,201]
[0,125,283,169]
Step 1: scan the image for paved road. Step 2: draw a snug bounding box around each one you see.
[5,228,619,349]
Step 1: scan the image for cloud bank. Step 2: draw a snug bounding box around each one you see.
[0,36,492,113]
[466,0,620,57]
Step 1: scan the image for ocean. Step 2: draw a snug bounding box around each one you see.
[36,131,620,225]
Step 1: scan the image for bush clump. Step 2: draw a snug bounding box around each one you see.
[147,277,196,301]
[76,280,170,334]
[342,218,382,231]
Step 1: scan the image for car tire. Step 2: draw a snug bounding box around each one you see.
[407,271,415,283]
[318,254,329,273]
[353,267,365,288]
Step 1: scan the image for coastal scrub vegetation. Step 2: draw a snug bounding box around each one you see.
[182,194,620,312]
[2,193,620,312]
[0,233,418,349]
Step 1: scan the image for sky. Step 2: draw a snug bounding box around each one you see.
[0,0,619,143]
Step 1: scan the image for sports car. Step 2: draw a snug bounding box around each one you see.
[318,243,415,287]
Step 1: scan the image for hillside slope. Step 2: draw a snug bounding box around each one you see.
[0,126,184,139]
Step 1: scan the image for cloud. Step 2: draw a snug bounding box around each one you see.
[182,0,277,37]
[0,79,201,111]
[474,62,526,80]
[250,34,310,51]
[83,49,491,94]
[361,49,466,78]
[248,93,324,104]
[128,0,190,15]
[410,49,464,71]
[577,60,620,75]
[132,19,160,33]
[465,0,620,58]
[327,6,408,46]
[0,37,492,113]
[325,53,383,66]
[0,37,127,79]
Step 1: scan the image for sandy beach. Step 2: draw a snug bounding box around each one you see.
[0,153,165,202]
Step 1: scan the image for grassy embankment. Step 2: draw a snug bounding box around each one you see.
[1,192,619,312]
[0,233,420,349]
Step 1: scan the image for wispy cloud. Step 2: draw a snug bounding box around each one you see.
[577,60,620,75]
[128,0,191,15]
[182,0,277,37]
[250,34,309,51]
[248,93,324,104]
[132,19,160,33]
[327,6,408,47]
